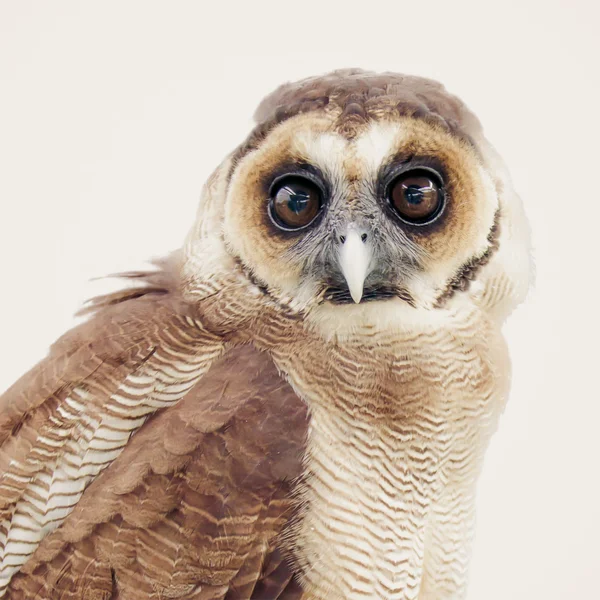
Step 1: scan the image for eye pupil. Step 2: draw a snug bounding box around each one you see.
[270,176,322,230]
[389,170,444,224]
[286,190,311,214]
[404,185,425,205]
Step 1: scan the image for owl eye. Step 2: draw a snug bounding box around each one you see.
[388,169,444,224]
[269,176,322,230]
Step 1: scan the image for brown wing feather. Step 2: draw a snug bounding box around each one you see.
[8,346,309,599]
[0,258,309,598]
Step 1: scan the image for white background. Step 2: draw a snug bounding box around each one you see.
[0,1,598,598]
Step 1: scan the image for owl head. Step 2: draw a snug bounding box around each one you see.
[184,69,532,336]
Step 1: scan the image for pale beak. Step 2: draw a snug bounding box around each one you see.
[338,229,372,304]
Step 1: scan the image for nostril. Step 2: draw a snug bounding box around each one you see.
[339,235,346,244]
[361,233,368,242]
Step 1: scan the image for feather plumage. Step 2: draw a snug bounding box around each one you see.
[0,263,308,599]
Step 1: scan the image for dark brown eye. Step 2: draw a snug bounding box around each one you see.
[388,170,444,224]
[270,176,322,230]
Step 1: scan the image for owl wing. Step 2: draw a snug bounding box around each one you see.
[0,263,309,599]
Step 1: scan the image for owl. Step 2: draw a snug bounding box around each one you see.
[0,69,531,599]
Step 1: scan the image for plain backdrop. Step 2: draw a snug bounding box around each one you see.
[1,1,599,598]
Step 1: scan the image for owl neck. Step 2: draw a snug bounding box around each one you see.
[273,310,509,600]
